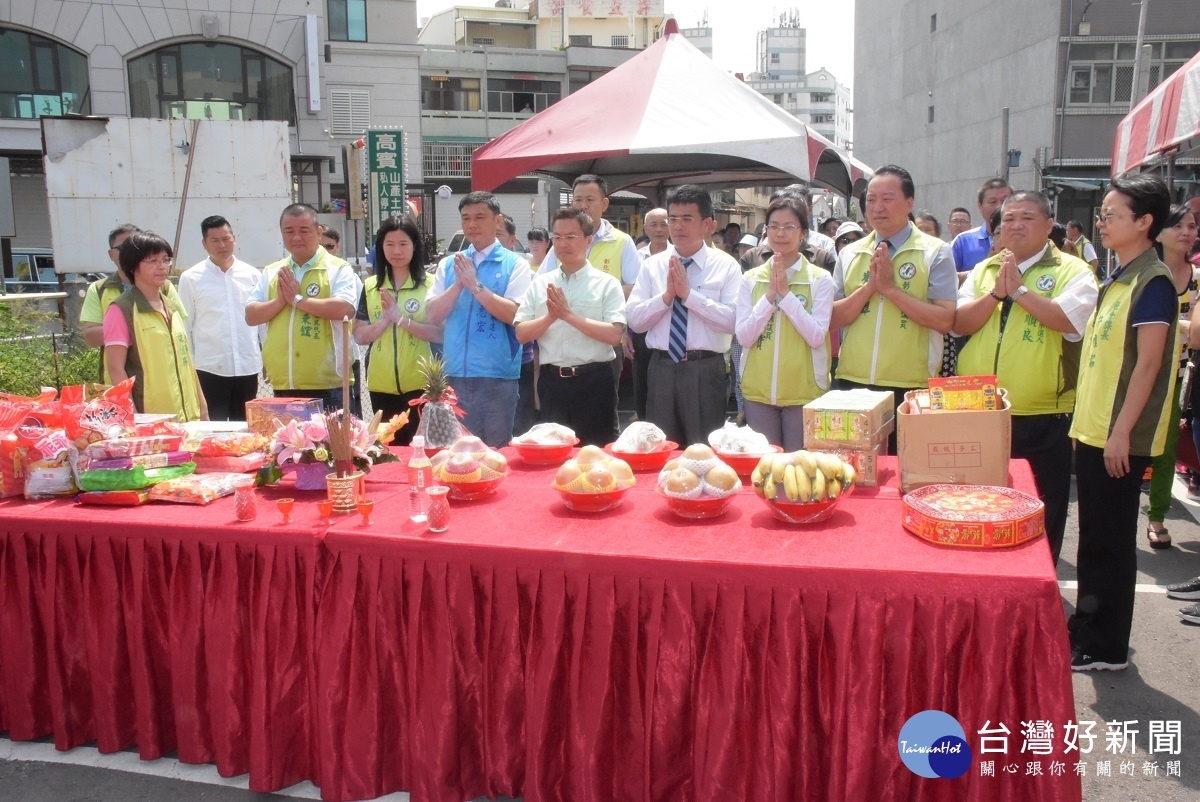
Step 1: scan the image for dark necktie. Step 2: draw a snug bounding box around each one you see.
[668,258,693,362]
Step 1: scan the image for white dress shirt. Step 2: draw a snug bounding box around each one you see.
[735,258,835,350]
[625,244,741,353]
[957,245,1099,342]
[178,257,263,376]
[537,219,641,285]
[514,263,626,366]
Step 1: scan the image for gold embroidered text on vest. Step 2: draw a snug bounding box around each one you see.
[260,249,354,390]
[741,257,830,406]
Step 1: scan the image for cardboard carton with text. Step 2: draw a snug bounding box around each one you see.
[898,390,1011,492]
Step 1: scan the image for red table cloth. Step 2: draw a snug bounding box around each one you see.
[314,456,1081,802]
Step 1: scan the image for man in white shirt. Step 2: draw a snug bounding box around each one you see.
[636,208,670,260]
[632,208,670,420]
[515,208,626,445]
[626,185,742,445]
[178,216,262,421]
[1066,220,1100,272]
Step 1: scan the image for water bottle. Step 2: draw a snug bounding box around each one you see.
[408,435,432,523]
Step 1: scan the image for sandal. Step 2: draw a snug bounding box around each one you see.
[1147,525,1173,550]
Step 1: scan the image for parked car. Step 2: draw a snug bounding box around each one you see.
[2,248,103,293]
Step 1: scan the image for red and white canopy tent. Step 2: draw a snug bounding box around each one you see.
[470,19,870,200]
[1112,49,1200,180]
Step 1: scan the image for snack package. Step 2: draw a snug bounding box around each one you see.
[83,435,185,460]
[612,421,668,453]
[18,427,79,499]
[246,398,324,438]
[0,402,32,497]
[193,453,267,474]
[78,462,196,492]
[61,379,138,449]
[133,413,187,438]
[189,432,269,457]
[77,490,151,506]
[928,375,999,411]
[83,450,193,471]
[708,422,772,455]
[149,472,255,504]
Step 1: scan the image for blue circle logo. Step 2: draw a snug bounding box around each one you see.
[898,710,972,779]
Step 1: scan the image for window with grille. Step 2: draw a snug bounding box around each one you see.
[1067,40,1200,105]
[569,35,593,46]
[330,88,370,134]
[421,76,481,112]
[472,37,496,46]
[422,141,484,178]
[611,35,630,48]
[486,77,561,113]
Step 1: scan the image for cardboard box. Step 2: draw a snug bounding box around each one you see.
[897,390,1011,492]
[806,418,894,454]
[803,389,896,445]
[811,438,889,486]
[245,397,324,437]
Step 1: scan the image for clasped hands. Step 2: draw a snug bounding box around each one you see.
[992,250,1023,300]
[660,257,692,304]
[544,283,574,322]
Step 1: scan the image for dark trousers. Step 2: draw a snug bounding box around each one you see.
[609,346,624,439]
[835,379,911,453]
[1070,441,1152,663]
[646,350,727,446]
[515,359,537,436]
[631,331,651,420]
[1012,413,1074,564]
[369,389,422,446]
[539,362,616,446]
[197,371,259,422]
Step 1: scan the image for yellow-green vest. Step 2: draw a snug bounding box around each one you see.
[362,272,433,395]
[261,249,353,391]
[836,228,942,388]
[112,287,201,421]
[957,245,1092,415]
[587,227,632,283]
[1070,249,1178,456]
[740,257,830,406]
[95,274,183,384]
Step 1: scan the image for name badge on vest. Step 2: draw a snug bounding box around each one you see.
[404,298,420,314]
[1036,275,1056,292]
[797,295,808,311]
[898,263,917,281]
[306,283,320,297]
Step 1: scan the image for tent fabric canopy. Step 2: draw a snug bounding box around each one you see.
[470,21,868,196]
[1113,50,1200,176]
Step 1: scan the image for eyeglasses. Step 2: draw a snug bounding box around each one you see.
[765,224,802,234]
[141,257,173,268]
[550,234,584,244]
[1096,212,1135,224]
[667,215,700,225]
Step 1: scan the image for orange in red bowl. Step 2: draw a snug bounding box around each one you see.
[509,438,579,465]
[444,475,506,501]
[604,442,678,472]
[655,486,736,519]
[717,445,784,478]
[556,485,632,512]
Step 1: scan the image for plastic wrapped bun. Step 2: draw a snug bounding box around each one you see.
[613,421,668,453]
[708,422,772,455]
[515,423,576,445]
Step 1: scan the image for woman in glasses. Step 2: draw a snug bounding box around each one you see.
[734,196,834,450]
[1069,174,1177,672]
[103,232,208,421]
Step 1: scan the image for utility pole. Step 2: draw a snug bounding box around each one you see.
[1130,0,1150,111]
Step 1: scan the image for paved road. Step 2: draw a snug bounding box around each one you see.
[3,473,1199,802]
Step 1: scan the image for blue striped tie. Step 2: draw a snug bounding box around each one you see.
[668,257,692,362]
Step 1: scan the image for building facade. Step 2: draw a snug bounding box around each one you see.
[854,0,1200,231]
[0,0,423,262]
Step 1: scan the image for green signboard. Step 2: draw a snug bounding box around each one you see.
[367,129,405,233]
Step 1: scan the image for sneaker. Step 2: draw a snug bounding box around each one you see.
[1166,577,1200,600]
[1180,603,1200,625]
[1071,649,1128,671]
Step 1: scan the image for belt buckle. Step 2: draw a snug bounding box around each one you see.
[558,365,578,378]
[678,351,689,362]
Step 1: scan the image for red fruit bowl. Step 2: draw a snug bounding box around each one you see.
[604,442,678,472]
[556,485,632,512]
[716,445,784,478]
[443,475,506,501]
[760,483,854,524]
[655,486,736,519]
[509,438,580,465]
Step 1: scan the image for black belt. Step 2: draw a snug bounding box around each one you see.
[654,349,722,362]
[541,361,609,378]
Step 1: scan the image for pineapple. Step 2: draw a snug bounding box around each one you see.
[417,355,463,448]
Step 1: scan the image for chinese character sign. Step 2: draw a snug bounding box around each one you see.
[367,130,405,234]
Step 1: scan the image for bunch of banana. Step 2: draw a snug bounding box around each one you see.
[750,450,856,503]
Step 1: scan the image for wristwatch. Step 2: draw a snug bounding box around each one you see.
[293,293,304,306]
[1012,286,1029,302]
[473,280,484,293]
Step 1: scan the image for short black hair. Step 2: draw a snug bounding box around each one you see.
[108,223,141,249]
[372,215,426,289]
[1163,203,1197,231]
[526,227,549,243]
[572,174,608,197]
[501,217,517,237]
[200,215,232,238]
[666,184,713,220]
[872,165,916,199]
[552,207,595,237]
[320,226,341,244]
[1108,173,1172,241]
[118,231,173,277]
[1050,222,1069,250]
[988,208,1003,237]
[914,210,941,237]
[458,191,501,214]
[279,203,319,227]
[977,178,1011,205]
[765,196,810,231]
[772,182,812,202]
[949,207,972,220]
[724,222,742,234]
[1003,191,1052,219]
[1066,219,1085,232]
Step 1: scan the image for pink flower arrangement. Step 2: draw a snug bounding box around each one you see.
[268,411,405,474]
